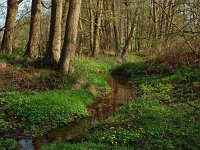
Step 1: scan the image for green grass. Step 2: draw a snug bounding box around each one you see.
[42,142,130,150]
[0,138,18,150]
[0,55,118,138]
[79,62,200,149]
[2,52,199,149]
[0,89,92,137]
[0,48,29,68]
[73,56,117,95]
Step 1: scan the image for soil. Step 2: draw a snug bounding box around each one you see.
[0,62,67,93]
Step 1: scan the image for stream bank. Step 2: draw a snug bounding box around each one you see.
[19,77,136,150]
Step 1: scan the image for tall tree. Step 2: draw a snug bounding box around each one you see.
[92,0,103,57]
[44,0,62,64]
[1,0,23,53]
[59,0,82,74]
[121,20,135,59]
[24,0,41,58]
[112,0,120,56]
[88,0,94,52]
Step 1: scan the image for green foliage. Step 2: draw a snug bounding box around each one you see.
[0,138,18,150]
[83,62,200,149]
[1,89,92,136]
[0,48,27,67]
[73,56,117,95]
[42,142,130,150]
[111,62,170,85]
[0,112,12,132]
[94,125,144,146]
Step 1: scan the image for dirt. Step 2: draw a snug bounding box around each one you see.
[0,62,67,93]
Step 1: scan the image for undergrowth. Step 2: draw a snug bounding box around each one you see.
[0,54,117,139]
[42,142,130,150]
[73,56,117,95]
[0,138,18,150]
[79,62,200,149]
[0,89,92,137]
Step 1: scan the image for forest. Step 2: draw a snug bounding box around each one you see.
[0,0,200,149]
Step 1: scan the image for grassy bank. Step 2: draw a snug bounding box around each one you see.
[0,53,117,143]
[72,62,200,149]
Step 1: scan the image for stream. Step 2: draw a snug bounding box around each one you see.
[19,77,136,150]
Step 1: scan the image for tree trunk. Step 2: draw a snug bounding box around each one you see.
[89,0,94,52]
[61,0,69,45]
[44,0,62,64]
[1,0,21,53]
[59,0,82,74]
[92,0,103,57]
[24,0,41,58]
[121,21,135,60]
[77,17,83,55]
[112,0,120,56]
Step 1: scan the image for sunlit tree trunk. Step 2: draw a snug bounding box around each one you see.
[1,0,22,53]
[44,0,62,64]
[24,0,41,58]
[112,0,119,56]
[59,0,82,74]
[92,0,103,57]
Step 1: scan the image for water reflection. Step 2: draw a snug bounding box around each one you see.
[19,77,135,150]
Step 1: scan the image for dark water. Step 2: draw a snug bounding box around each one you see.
[19,77,136,150]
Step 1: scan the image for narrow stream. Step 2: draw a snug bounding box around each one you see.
[19,77,136,150]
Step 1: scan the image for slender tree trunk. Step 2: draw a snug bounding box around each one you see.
[77,17,83,55]
[1,0,22,53]
[59,0,82,74]
[121,21,135,60]
[61,0,69,45]
[44,0,62,64]
[112,0,119,56]
[152,0,157,45]
[24,0,41,58]
[89,0,94,52]
[92,0,103,57]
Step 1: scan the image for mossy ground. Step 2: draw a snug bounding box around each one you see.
[1,51,200,149]
[0,52,117,140]
[78,62,200,150]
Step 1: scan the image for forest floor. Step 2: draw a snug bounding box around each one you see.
[0,51,200,150]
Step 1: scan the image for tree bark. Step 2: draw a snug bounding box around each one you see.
[24,0,41,58]
[1,0,22,53]
[121,21,135,60]
[112,0,120,56]
[92,0,103,57]
[44,0,62,64]
[59,0,82,74]
[89,0,94,52]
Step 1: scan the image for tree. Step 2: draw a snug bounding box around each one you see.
[24,0,42,58]
[44,0,62,64]
[91,0,103,57]
[121,20,135,59]
[59,0,82,74]
[112,0,120,56]
[0,0,23,53]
